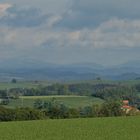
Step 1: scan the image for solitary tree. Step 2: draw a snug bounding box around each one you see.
[11,78,17,83]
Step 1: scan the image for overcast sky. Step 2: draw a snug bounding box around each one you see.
[0,0,140,66]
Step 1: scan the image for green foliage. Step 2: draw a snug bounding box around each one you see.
[11,79,17,83]
[0,99,130,122]
[0,106,45,122]
[0,81,140,119]
[0,90,7,98]
[92,84,140,106]
[33,99,133,119]
[14,108,45,121]
[0,82,140,102]
[135,84,140,92]
[34,99,45,109]
[0,107,15,121]
[100,100,124,117]
[6,96,103,109]
[34,98,70,119]
[0,99,10,105]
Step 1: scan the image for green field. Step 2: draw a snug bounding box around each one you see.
[0,116,140,140]
[0,82,37,90]
[5,96,103,108]
[0,81,53,90]
[0,79,140,90]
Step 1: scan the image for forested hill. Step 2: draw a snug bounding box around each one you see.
[0,61,140,81]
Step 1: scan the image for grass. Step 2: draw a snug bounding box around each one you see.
[5,96,103,108]
[0,116,140,140]
[0,82,38,90]
[64,79,140,85]
[0,79,140,90]
[0,81,53,90]
[21,95,87,99]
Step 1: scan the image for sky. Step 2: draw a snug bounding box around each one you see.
[0,0,140,67]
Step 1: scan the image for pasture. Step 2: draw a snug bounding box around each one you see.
[0,116,140,140]
[6,96,103,108]
[0,81,53,90]
[0,82,37,90]
[0,79,140,90]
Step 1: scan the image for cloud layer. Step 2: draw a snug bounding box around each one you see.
[0,1,140,66]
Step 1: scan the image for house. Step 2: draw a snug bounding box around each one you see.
[122,100,139,114]
[121,100,133,114]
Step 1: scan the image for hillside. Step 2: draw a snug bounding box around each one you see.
[0,117,139,140]
[0,61,140,81]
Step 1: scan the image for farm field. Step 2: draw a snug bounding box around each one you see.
[65,79,140,85]
[0,81,53,90]
[0,82,38,90]
[5,96,103,108]
[0,79,140,90]
[1,79,140,109]
[0,116,140,140]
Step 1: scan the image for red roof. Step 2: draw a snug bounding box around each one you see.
[122,105,132,109]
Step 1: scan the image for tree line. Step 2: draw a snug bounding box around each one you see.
[0,99,139,122]
[0,83,139,97]
[0,83,140,107]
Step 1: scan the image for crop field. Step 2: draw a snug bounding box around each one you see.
[0,116,140,140]
[65,79,140,85]
[0,81,53,90]
[5,96,103,108]
[0,82,37,90]
[0,79,140,90]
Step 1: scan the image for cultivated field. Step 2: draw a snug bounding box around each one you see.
[0,82,37,90]
[0,79,140,90]
[0,81,52,90]
[0,116,140,140]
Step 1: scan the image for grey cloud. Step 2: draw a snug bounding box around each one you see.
[1,0,71,14]
[57,0,140,29]
[0,5,50,27]
[0,1,140,65]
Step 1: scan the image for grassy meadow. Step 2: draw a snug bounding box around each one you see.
[5,96,103,108]
[0,81,52,90]
[0,82,37,90]
[0,116,140,140]
[0,79,140,90]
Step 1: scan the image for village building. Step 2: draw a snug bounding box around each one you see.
[122,100,139,114]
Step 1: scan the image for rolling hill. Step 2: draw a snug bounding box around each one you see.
[0,61,140,81]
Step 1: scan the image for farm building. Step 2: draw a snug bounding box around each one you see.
[121,100,132,113]
[121,100,139,114]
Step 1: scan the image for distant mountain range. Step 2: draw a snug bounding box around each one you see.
[0,61,140,81]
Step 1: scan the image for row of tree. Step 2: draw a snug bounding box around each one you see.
[92,85,140,106]
[0,107,44,121]
[33,98,140,118]
[1,83,139,97]
[0,99,139,122]
[34,99,125,119]
[0,83,140,107]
